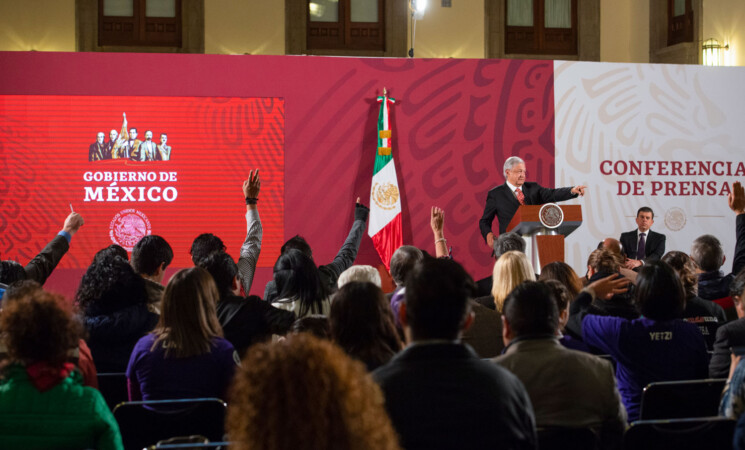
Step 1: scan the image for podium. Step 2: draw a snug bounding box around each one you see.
[506,204,582,274]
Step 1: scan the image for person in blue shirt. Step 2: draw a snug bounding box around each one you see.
[577,260,709,422]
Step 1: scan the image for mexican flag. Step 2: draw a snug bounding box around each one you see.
[368,94,403,270]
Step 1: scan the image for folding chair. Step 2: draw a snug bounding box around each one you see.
[113,398,227,450]
[623,417,735,450]
[96,372,128,411]
[639,378,727,420]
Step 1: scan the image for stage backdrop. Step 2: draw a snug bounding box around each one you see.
[0,52,554,296]
[1,52,742,297]
[555,61,745,274]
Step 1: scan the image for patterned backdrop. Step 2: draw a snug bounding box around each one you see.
[0,52,556,295]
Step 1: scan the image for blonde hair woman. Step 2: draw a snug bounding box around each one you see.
[491,251,535,312]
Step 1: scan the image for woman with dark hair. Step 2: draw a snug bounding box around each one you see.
[126,267,238,400]
[226,334,400,450]
[76,255,157,373]
[662,251,726,349]
[271,249,331,318]
[329,281,402,371]
[0,290,123,449]
[577,260,708,422]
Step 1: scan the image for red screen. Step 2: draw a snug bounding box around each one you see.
[0,95,285,269]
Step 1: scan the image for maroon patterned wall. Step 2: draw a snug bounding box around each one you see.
[0,52,554,295]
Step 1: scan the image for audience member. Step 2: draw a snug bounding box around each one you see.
[539,261,583,298]
[329,281,402,370]
[495,281,626,448]
[663,250,726,349]
[76,255,157,373]
[131,235,173,312]
[237,169,263,293]
[227,334,400,450]
[198,251,294,355]
[0,212,84,297]
[577,261,709,422]
[263,199,370,301]
[710,270,745,378]
[598,237,623,255]
[271,249,331,318]
[543,279,591,353]
[190,233,226,265]
[388,245,424,328]
[126,267,238,400]
[373,257,537,450]
[93,244,128,263]
[389,245,423,295]
[337,265,382,288]
[476,250,535,312]
[0,290,123,449]
[566,249,638,341]
[430,206,449,258]
[289,314,330,339]
[475,231,526,296]
[1,280,98,388]
[692,181,745,300]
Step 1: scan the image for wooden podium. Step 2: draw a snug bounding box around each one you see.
[506,204,582,273]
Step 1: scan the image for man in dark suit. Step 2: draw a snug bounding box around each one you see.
[710,272,745,377]
[479,156,586,251]
[619,207,666,270]
[373,257,537,450]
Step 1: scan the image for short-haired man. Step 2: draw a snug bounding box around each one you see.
[479,156,586,250]
[710,271,745,378]
[0,212,84,297]
[495,281,626,447]
[198,251,295,355]
[157,133,171,161]
[691,181,745,301]
[620,207,666,270]
[373,257,537,450]
[131,235,173,310]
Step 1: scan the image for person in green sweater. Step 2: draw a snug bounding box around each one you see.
[0,289,123,450]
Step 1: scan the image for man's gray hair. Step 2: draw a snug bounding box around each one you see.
[503,156,525,175]
[690,234,724,272]
[495,232,526,259]
[390,245,424,286]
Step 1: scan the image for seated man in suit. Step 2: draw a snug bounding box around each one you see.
[710,271,745,377]
[691,182,745,301]
[479,156,586,252]
[373,257,537,450]
[620,207,666,270]
[495,281,626,448]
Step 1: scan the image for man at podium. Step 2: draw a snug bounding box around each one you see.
[479,156,586,251]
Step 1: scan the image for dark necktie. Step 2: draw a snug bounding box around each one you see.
[637,232,646,259]
[515,188,525,205]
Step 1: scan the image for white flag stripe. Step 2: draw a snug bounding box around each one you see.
[368,159,402,237]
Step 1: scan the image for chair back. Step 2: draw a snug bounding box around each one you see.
[97,372,128,411]
[640,378,726,420]
[113,398,227,450]
[537,426,598,450]
[623,417,735,450]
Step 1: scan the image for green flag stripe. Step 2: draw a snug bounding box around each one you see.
[374,95,395,176]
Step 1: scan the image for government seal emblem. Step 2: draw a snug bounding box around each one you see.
[539,203,564,229]
[109,209,152,251]
[664,207,686,231]
[372,182,400,211]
